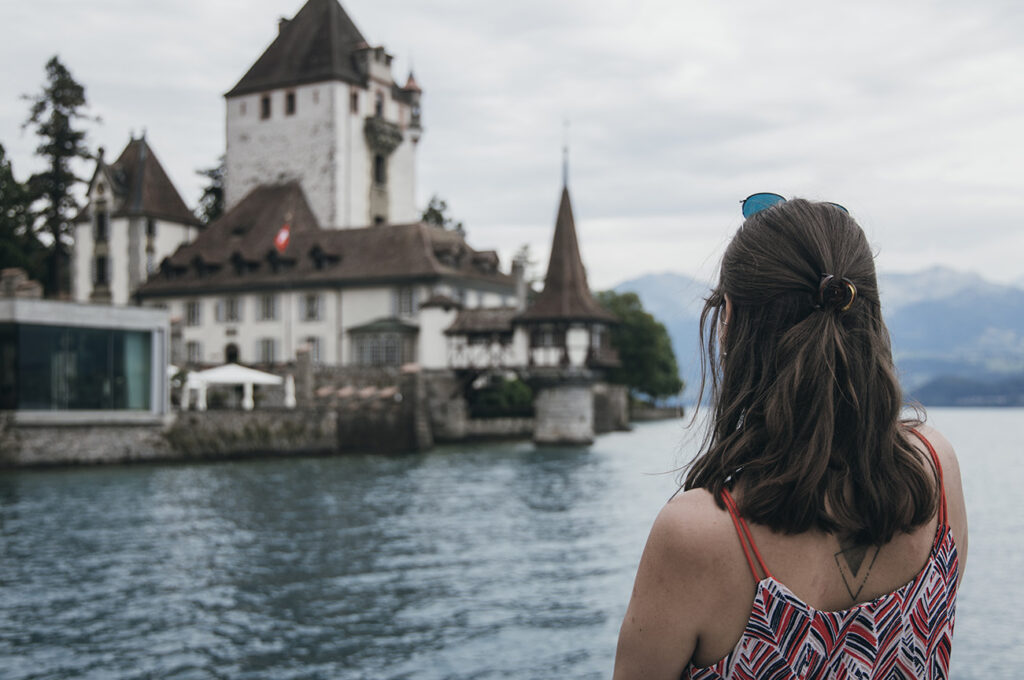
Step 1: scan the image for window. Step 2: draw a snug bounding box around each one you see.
[260,94,271,119]
[258,338,276,364]
[145,252,156,276]
[285,91,296,115]
[373,215,385,225]
[219,297,242,323]
[373,154,386,184]
[95,211,108,242]
[305,336,321,364]
[7,324,154,410]
[374,91,384,116]
[94,255,108,286]
[185,301,201,326]
[312,89,320,105]
[302,293,321,321]
[395,287,415,316]
[349,91,359,113]
[240,101,247,116]
[384,336,400,365]
[258,294,277,321]
[187,341,202,364]
[146,218,156,238]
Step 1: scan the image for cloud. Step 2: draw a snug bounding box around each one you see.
[2,0,1022,289]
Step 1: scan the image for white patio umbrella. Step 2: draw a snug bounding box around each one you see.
[189,363,284,411]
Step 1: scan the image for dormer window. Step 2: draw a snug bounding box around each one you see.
[260,95,271,120]
[285,91,296,116]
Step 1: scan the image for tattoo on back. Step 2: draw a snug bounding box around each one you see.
[834,541,880,601]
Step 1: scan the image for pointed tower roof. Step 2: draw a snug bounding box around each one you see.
[518,187,616,323]
[80,136,199,226]
[226,0,369,97]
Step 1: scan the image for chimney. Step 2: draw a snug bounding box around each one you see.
[278,17,290,33]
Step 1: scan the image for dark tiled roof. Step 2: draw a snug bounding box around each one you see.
[421,293,462,310]
[348,317,418,334]
[137,183,516,297]
[76,137,200,226]
[226,0,369,97]
[446,307,519,335]
[517,187,616,324]
[109,138,200,225]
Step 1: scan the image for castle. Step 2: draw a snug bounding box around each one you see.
[70,0,616,394]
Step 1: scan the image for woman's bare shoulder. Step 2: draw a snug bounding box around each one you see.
[649,488,738,570]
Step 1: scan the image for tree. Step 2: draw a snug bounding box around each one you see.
[422,195,465,236]
[195,156,225,225]
[22,56,95,296]
[0,143,46,281]
[597,290,684,402]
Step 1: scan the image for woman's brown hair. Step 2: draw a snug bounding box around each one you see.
[684,198,936,545]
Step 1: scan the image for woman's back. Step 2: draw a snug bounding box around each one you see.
[613,425,967,679]
[613,198,968,678]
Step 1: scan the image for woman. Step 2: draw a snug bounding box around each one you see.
[613,196,968,679]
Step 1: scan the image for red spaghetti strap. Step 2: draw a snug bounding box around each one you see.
[722,489,773,581]
[722,490,760,581]
[908,428,947,527]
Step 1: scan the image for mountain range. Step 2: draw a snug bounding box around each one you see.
[613,266,1024,406]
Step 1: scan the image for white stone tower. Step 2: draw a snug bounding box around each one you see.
[223,0,423,228]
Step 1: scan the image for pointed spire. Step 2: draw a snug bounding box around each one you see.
[562,119,569,188]
[403,70,421,92]
[518,185,616,323]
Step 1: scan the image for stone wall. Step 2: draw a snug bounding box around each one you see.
[463,417,534,439]
[0,416,171,467]
[593,383,630,434]
[533,385,594,445]
[164,408,337,460]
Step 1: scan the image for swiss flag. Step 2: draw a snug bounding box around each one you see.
[274,222,291,254]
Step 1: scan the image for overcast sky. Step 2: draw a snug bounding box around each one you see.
[2,0,1023,289]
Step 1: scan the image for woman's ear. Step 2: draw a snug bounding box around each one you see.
[723,294,733,327]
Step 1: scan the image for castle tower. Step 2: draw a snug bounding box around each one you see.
[72,135,201,305]
[516,183,619,445]
[223,0,422,229]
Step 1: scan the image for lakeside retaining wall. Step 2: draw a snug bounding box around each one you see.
[0,371,632,467]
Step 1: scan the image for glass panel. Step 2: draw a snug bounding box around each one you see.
[15,324,152,410]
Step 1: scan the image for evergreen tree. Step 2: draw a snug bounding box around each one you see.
[422,195,465,236]
[597,290,684,402]
[0,143,46,281]
[22,55,94,296]
[196,156,225,225]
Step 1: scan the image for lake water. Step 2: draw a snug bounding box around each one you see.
[0,408,1020,679]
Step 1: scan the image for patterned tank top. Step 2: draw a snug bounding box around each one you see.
[687,429,959,680]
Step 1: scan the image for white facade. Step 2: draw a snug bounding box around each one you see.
[225,53,420,229]
[72,177,197,306]
[161,282,518,368]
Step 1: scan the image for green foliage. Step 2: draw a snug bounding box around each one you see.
[422,195,465,236]
[195,155,225,225]
[22,55,95,295]
[596,290,684,402]
[0,144,47,282]
[468,377,534,418]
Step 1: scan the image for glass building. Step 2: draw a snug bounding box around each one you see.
[0,300,169,421]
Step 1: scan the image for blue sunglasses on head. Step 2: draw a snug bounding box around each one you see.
[741,192,849,219]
